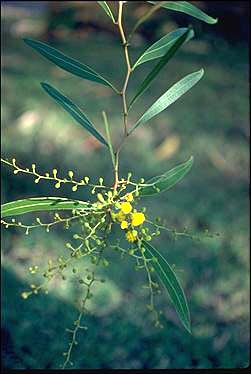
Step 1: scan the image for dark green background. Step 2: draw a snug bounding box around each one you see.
[1,1,249,369]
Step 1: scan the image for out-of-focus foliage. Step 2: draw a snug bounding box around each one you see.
[1,1,249,369]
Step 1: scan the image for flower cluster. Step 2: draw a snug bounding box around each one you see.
[111,193,146,243]
[1,157,215,370]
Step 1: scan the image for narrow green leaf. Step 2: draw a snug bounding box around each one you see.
[129,28,193,109]
[41,83,108,147]
[97,1,116,23]
[148,1,218,24]
[128,1,168,43]
[142,240,191,332]
[23,38,119,93]
[138,156,193,196]
[133,27,194,69]
[130,69,204,133]
[102,111,116,168]
[1,197,91,218]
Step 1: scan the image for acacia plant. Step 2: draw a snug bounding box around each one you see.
[1,1,217,369]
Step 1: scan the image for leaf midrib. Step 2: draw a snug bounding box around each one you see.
[27,40,109,84]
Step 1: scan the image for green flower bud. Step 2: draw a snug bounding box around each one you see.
[97,193,105,203]
[21,292,29,299]
[102,259,109,267]
[68,170,74,178]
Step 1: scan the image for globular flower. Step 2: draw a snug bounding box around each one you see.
[120,221,128,230]
[116,211,126,222]
[124,193,134,202]
[131,212,145,227]
[120,202,132,214]
[112,210,126,223]
[126,230,138,242]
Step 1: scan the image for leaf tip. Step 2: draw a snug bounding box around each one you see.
[182,312,191,334]
[189,155,194,163]
[188,28,195,37]
[210,17,218,24]
[185,323,192,334]
[198,68,205,78]
[23,37,34,46]
[185,156,194,172]
[40,82,50,91]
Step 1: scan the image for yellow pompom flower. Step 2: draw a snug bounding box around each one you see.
[131,212,145,227]
[124,193,134,202]
[113,211,126,222]
[126,230,138,242]
[120,221,128,230]
[120,202,132,214]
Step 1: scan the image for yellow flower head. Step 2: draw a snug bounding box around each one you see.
[113,211,126,222]
[124,193,134,202]
[120,221,128,230]
[126,230,138,242]
[120,202,132,214]
[131,212,145,227]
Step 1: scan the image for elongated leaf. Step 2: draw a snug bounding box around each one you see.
[133,27,194,69]
[142,240,191,332]
[1,197,91,218]
[97,1,116,23]
[138,156,193,196]
[41,83,108,147]
[23,38,118,92]
[130,69,204,133]
[148,1,217,24]
[129,28,193,109]
[128,1,168,43]
[102,111,116,168]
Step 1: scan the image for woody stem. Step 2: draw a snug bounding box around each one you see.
[113,1,132,193]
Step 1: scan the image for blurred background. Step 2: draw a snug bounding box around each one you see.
[1,1,249,369]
